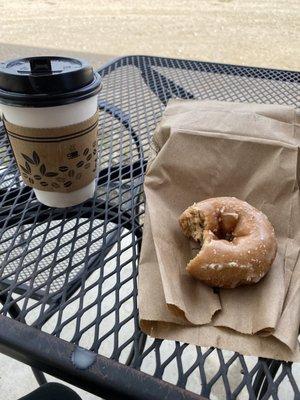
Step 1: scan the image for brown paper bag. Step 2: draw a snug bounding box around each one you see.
[139,100,300,361]
[139,208,300,361]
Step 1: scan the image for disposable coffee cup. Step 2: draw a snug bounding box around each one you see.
[0,56,102,207]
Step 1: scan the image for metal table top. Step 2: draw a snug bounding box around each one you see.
[0,55,299,400]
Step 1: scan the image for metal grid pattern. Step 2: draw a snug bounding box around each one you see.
[0,56,299,399]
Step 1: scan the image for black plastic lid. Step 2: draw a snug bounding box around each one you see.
[0,56,102,107]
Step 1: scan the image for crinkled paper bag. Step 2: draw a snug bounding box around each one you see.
[139,100,300,361]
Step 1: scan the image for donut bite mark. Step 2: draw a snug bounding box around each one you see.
[179,197,277,289]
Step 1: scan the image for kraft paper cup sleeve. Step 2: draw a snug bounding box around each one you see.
[139,100,300,361]
[4,112,99,193]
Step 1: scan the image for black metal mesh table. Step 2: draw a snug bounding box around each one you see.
[0,55,299,400]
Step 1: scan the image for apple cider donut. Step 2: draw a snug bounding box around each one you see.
[179,197,277,288]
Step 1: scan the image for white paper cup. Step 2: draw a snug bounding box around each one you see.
[0,56,101,208]
[1,95,98,207]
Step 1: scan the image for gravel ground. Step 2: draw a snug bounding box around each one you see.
[0,0,299,70]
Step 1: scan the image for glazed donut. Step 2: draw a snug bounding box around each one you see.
[179,197,277,288]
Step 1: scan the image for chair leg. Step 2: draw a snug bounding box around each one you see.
[0,292,21,319]
[257,360,282,399]
[253,358,282,399]
[0,292,48,386]
[31,367,47,386]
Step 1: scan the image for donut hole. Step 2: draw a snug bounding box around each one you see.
[216,212,239,242]
[215,230,235,242]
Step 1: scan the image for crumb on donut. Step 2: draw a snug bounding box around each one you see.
[180,206,205,244]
